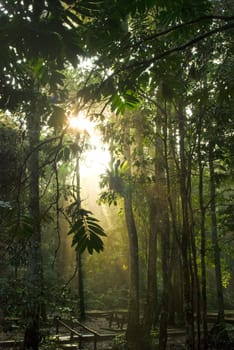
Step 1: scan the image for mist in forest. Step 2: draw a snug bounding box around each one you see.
[54,132,129,310]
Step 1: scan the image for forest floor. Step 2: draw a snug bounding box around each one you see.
[1,312,234,349]
[0,312,124,349]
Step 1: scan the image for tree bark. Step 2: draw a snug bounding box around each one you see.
[208,143,225,324]
[178,106,195,350]
[157,106,170,350]
[143,195,158,336]
[197,119,208,349]
[75,152,85,321]
[77,252,85,320]
[124,191,140,346]
[166,113,184,324]
[121,122,140,347]
[189,192,201,350]
[24,107,43,350]
[159,212,170,350]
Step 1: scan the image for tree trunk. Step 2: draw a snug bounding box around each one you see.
[198,121,208,349]
[121,122,140,348]
[24,108,43,350]
[159,213,170,350]
[166,113,184,324]
[124,191,140,347]
[189,196,201,350]
[208,143,225,324]
[75,153,85,321]
[157,106,170,350]
[143,195,158,338]
[77,252,85,320]
[178,106,195,350]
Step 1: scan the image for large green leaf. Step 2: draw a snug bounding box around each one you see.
[67,206,106,255]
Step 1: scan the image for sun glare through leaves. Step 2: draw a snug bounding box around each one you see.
[68,111,110,177]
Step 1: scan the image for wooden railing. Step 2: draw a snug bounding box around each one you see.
[54,316,100,350]
[108,311,128,329]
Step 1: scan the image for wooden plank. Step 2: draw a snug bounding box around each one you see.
[55,318,84,337]
[72,319,100,337]
[86,310,110,317]
[97,333,117,340]
[0,339,23,348]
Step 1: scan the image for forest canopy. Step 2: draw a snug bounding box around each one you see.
[0,1,233,350]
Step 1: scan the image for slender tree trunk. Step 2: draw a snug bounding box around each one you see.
[157,106,170,350]
[133,111,158,349]
[178,106,194,350]
[189,199,201,350]
[143,196,158,336]
[197,121,208,349]
[124,191,140,347]
[121,123,140,348]
[159,213,170,350]
[208,143,225,324]
[166,114,184,324]
[75,154,85,320]
[24,108,43,350]
[187,151,201,350]
[76,252,85,320]
[135,112,158,337]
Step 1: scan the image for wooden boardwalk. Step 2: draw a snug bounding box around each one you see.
[1,311,234,349]
[53,316,117,349]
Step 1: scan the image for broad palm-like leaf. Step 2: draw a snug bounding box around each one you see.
[68,207,106,255]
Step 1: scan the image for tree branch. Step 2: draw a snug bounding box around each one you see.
[125,15,234,50]
[119,22,234,73]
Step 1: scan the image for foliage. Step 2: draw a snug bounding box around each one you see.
[0,121,22,199]
[0,277,26,317]
[0,200,32,270]
[67,203,106,254]
[0,1,233,348]
[99,159,130,202]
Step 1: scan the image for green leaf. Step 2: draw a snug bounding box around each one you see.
[48,106,66,130]
[123,92,140,109]
[111,93,126,115]
[67,205,106,255]
[6,214,33,239]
